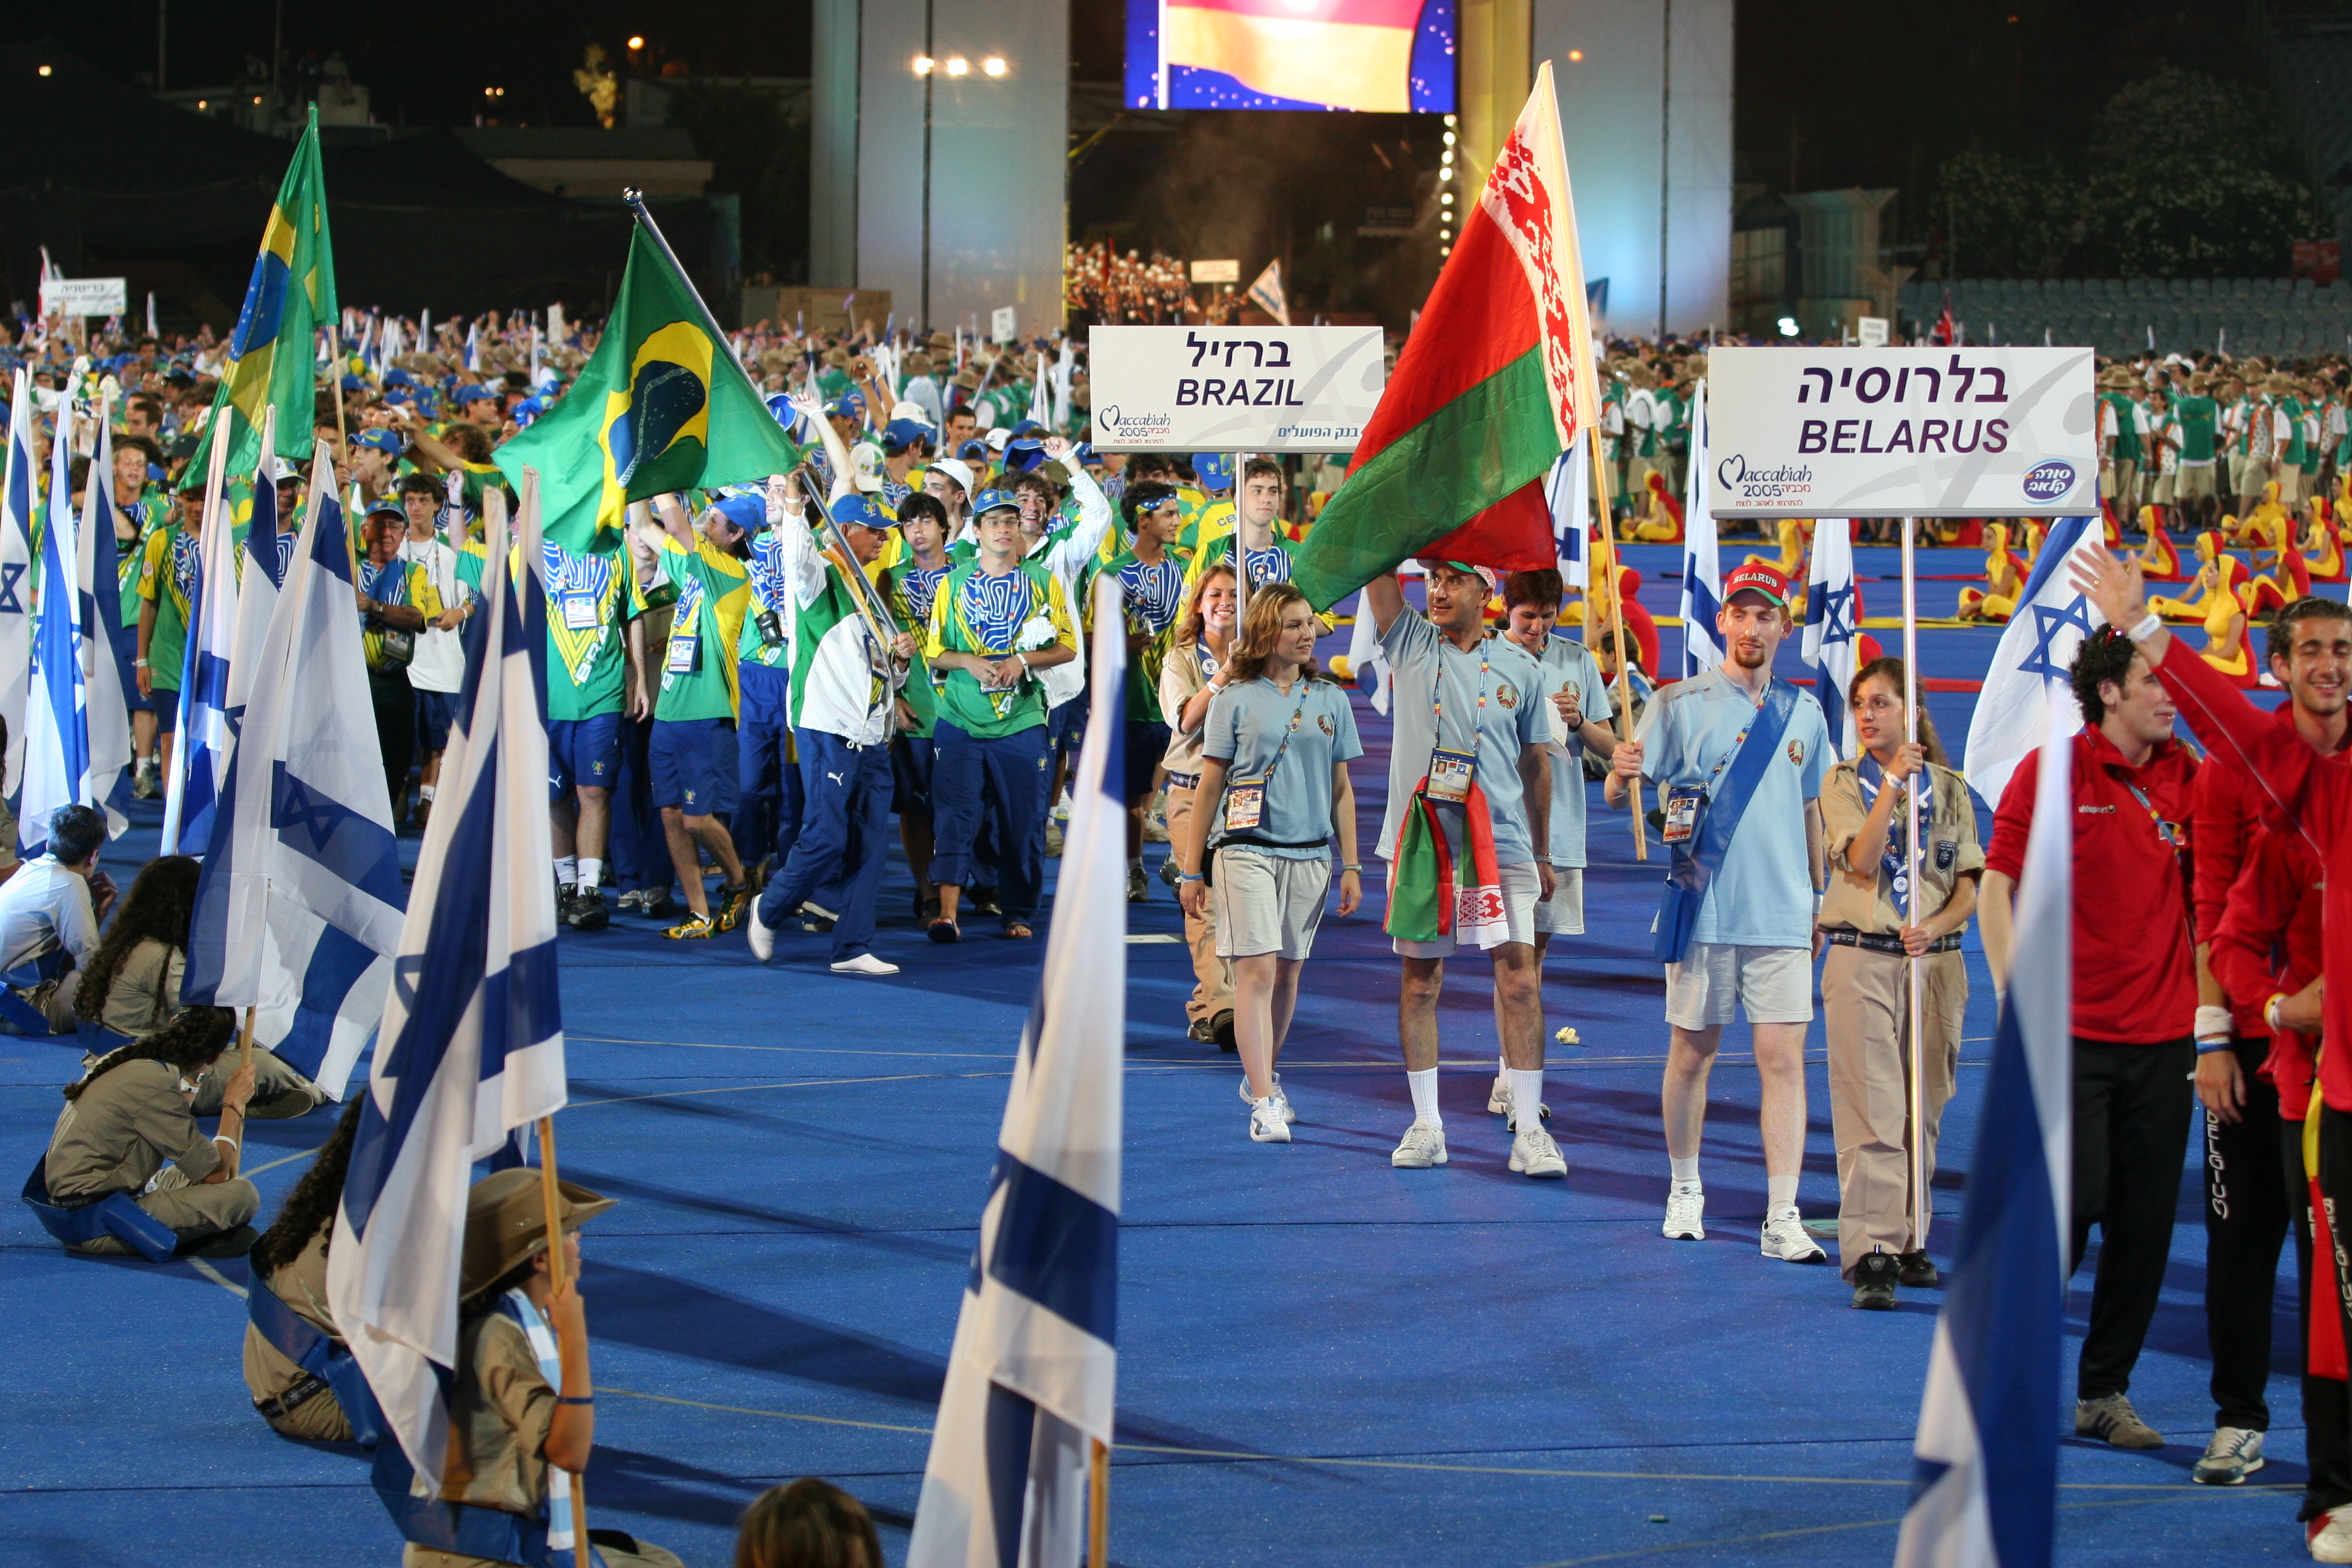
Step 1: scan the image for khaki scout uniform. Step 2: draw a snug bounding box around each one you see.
[1816,758,1984,1276]
[243,1226,354,1440]
[94,937,325,1119]
[43,1058,258,1252]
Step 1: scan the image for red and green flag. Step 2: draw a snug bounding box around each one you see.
[1293,61,1602,610]
[1384,779,1508,947]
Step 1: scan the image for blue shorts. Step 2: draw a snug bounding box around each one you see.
[549,713,624,799]
[1124,720,1170,801]
[152,691,179,734]
[1048,691,1089,759]
[892,734,935,814]
[650,717,739,814]
[415,689,460,753]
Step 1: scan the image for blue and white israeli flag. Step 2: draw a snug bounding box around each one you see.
[908,575,1126,1568]
[0,369,42,793]
[1960,517,2106,810]
[1547,436,1589,591]
[1801,518,1861,756]
[19,397,87,856]
[1896,703,2072,1568]
[1677,384,1723,678]
[160,425,240,854]
[75,407,134,830]
[327,465,567,1493]
[183,440,402,1095]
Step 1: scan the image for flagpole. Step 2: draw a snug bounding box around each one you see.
[1900,516,1926,1254]
[1588,432,1647,861]
[536,1114,591,1567]
[236,1005,255,1069]
[1089,1437,1109,1568]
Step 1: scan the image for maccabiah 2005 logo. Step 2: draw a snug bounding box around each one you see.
[1714,452,1814,502]
[1095,405,1171,438]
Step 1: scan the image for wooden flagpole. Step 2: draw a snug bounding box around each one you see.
[537,1114,591,1565]
[1089,1438,1109,1568]
[1587,431,1648,861]
[1900,518,1928,1253]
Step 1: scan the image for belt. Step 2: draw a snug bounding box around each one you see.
[1822,928,1963,957]
[254,1372,331,1423]
[1165,770,1201,790]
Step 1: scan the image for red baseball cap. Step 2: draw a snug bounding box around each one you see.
[1722,561,1790,607]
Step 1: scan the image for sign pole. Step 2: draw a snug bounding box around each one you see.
[1900,516,1927,1255]
[1588,430,1647,861]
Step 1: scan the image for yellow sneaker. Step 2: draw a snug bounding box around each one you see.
[713,882,752,933]
[663,913,719,940]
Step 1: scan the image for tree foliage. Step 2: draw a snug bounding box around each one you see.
[663,83,811,283]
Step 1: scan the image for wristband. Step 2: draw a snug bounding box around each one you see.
[134,658,150,668]
[1177,871,1204,883]
[1341,863,1362,873]
[2265,992,2289,1032]
[556,1395,595,1406]
[2195,1039,2236,1055]
[2124,611,2163,644]
[213,1134,240,1152]
[2194,1003,2234,1041]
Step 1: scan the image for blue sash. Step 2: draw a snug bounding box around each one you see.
[248,1270,385,1448]
[19,1158,179,1262]
[1653,677,1800,964]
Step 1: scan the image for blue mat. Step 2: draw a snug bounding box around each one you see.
[0,596,2318,1565]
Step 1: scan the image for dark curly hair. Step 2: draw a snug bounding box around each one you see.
[62,1006,236,1101]
[2071,626,2142,726]
[74,856,200,1025]
[1120,481,1179,535]
[250,1097,364,1279]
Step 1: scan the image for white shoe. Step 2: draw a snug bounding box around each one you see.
[746,899,776,961]
[1760,1205,1828,1263]
[2192,1425,2265,1485]
[2312,1505,2352,1563]
[1248,1098,1290,1142]
[1390,1120,1449,1168]
[1663,1184,1706,1240]
[1236,1072,1295,1122]
[830,952,900,976]
[1508,1123,1566,1178]
[1486,1075,1550,1122]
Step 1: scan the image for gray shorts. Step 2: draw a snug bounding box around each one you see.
[1532,865,1585,935]
[1665,940,1814,1028]
[1213,849,1330,961]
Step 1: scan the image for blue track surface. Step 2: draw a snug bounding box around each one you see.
[2,544,2337,1565]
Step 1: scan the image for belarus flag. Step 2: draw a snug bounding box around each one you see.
[1293,62,1600,609]
[1164,0,1422,113]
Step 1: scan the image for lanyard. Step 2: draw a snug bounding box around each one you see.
[1430,637,1489,753]
[1857,755,1932,917]
[1253,679,1315,781]
[2118,773,2186,865]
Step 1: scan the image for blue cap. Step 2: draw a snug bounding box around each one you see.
[1010,419,1047,440]
[364,495,407,523]
[882,418,932,453]
[384,367,414,387]
[825,391,866,419]
[454,384,496,405]
[354,428,403,456]
[828,492,895,530]
[1193,453,1234,489]
[970,487,1021,518]
[1003,438,1046,473]
[383,385,415,405]
[957,438,991,461]
[340,374,366,392]
[707,492,765,535]
[511,396,547,428]
[1072,442,1099,467]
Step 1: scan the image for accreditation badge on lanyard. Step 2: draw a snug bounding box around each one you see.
[561,591,601,630]
[666,633,699,673]
[1425,641,1487,805]
[1661,785,1704,844]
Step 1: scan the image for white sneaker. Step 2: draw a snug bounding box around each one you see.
[1486,1076,1551,1122]
[2192,1425,2265,1485]
[830,952,900,976]
[1236,1072,1295,1122]
[1248,1098,1291,1143]
[1662,1184,1706,1240]
[746,899,776,961]
[2312,1505,2352,1563]
[1390,1120,1449,1168]
[1760,1205,1828,1263]
[1508,1124,1567,1178]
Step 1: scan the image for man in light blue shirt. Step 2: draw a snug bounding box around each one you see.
[1608,561,1830,1261]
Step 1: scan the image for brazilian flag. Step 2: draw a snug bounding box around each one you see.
[188,105,338,487]
[496,224,801,550]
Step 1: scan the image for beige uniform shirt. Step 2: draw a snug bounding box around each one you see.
[101,938,185,1038]
[44,1058,222,1200]
[1158,640,1226,777]
[242,1225,339,1406]
[1817,759,1984,936]
[405,1312,558,1563]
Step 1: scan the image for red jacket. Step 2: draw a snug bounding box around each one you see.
[2208,834,2324,1118]
[2191,706,2310,1038]
[1986,724,2200,1044]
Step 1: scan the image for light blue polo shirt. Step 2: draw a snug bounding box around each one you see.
[1203,675,1364,859]
[1633,663,1829,948]
[1523,632,1614,870]
[1377,609,1548,867]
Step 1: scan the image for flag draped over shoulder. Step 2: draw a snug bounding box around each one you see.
[908,577,1126,1568]
[495,223,803,552]
[1960,518,2106,809]
[1293,61,1596,609]
[187,106,337,482]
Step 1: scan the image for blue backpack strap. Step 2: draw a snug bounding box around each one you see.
[371,1440,565,1568]
[248,1269,387,1448]
[1653,677,1802,964]
[0,985,56,1036]
[77,1020,136,1055]
[19,1159,179,1263]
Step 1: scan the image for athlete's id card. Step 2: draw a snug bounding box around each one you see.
[1224,776,1267,832]
[1426,747,1475,804]
[1662,784,1704,844]
[561,594,601,630]
[665,633,699,674]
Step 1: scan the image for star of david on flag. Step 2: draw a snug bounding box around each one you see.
[1962,516,2109,809]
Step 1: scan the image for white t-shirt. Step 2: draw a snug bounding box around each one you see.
[0,855,99,982]
[400,536,473,694]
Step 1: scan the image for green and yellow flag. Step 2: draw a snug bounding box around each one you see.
[189,104,338,487]
[496,223,801,551]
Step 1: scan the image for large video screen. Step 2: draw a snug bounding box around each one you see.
[1125,0,1457,115]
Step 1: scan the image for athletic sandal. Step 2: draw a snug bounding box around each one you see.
[927,918,961,944]
[1001,920,1035,939]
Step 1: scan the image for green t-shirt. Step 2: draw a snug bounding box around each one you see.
[136,523,201,691]
[2173,393,2217,465]
[2104,393,2142,462]
[118,485,170,628]
[922,558,1075,738]
[654,534,752,723]
[544,538,631,722]
[2280,397,2309,468]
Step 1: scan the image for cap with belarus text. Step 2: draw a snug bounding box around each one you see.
[1722,561,1790,608]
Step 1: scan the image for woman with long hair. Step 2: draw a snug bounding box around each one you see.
[244,1098,363,1439]
[1177,581,1364,1142]
[1158,562,1238,1047]
[1816,657,1981,1310]
[42,1007,259,1255]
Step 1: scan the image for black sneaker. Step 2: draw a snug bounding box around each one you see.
[555,884,579,926]
[969,887,1001,916]
[1212,1009,1238,1052]
[567,886,611,932]
[1897,1250,1939,1288]
[1850,1253,1898,1311]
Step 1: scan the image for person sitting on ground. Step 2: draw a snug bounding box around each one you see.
[0,804,119,1032]
[42,1006,258,1256]
[735,1478,885,1568]
[244,1098,363,1440]
[70,853,324,1116]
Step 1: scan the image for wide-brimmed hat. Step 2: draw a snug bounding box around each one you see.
[461,1168,616,1299]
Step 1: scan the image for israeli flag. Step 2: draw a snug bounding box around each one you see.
[1896,703,2071,1568]
[1801,518,1861,756]
[0,370,39,793]
[75,409,134,830]
[183,441,402,1095]
[328,466,567,1491]
[908,575,1126,1568]
[1960,517,2106,810]
[1677,384,1722,678]
[19,399,87,856]
[1547,436,1589,590]
[160,421,240,854]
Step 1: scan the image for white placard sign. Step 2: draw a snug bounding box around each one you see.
[990,305,1018,342]
[1190,259,1240,284]
[1085,326,1385,452]
[1855,315,1889,348]
[40,277,128,317]
[1706,346,2098,518]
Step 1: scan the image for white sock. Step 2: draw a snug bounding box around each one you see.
[1767,1173,1798,1212]
[1407,1067,1442,1128]
[577,858,603,892]
[1507,1068,1545,1134]
[1669,1156,1701,1188]
[419,783,436,803]
[554,855,578,889]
